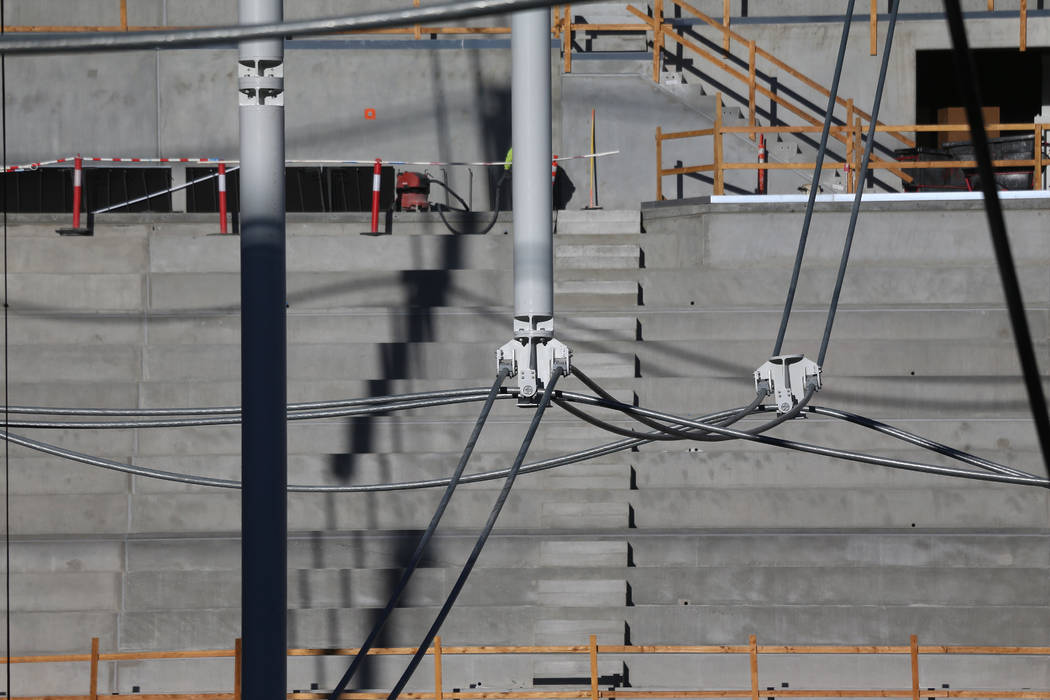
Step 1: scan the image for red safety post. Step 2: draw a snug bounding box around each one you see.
[73,154,84,228]
[757,135,767,195]
[218,162,229,234]
[552,154,558,186]
[57,153,91,235]
[360,157,383,235]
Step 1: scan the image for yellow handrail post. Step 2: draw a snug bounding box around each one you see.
[910,635,920,700]
[748,40,757,140]
[234,638,243,700]
[1035,123,1043,191]
[1020,0,1027,52]
[90,637,100,700]
[652,0,664,83]
[714,92,724,195]
[413,0,422,40]
[590,635,600,700]
[435,636,444,700]
[656,126,664,200]
[563,6,573,73]
[870,0,877,56]
[749,635,759,700]
[722,0,731,54]
[988,0,995,9]
[120,0,128,30]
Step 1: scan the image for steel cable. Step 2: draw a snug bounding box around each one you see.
[805,405,1039,481]
[566,366,810,442]
[817,0,900,366]
[326,368,509,700]
[4,392,512,429]
[770,0,856,356]
[0,404,751,492]
[569,365,763,439]
[384,367,566,700]
[942,0,1050,478]
[0,0,590,54]
[1,386,500,416]
[559,392,1050,489]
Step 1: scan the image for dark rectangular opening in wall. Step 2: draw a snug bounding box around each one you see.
[186,166,393,213]
[915,47,1047,149]
[186,167,241,214]
[3,167,172,213]
[85,168,172,213]
[3,169,74,212]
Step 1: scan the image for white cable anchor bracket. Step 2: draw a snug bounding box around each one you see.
[497,332,571,402]
[754,354,822,414]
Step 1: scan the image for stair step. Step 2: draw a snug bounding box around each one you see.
[556,244,641,269]
[538,540,629,568]
[540,501,631,529]
[556,210,641,235]
[534,617,627,645]
[536,579,627,607]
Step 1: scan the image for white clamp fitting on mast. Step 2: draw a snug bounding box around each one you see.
[497,316,571,401]
[754,354,822,413]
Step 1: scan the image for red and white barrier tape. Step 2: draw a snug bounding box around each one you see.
[4,150,618,172]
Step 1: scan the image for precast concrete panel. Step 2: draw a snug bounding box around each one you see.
[5,52,160,163]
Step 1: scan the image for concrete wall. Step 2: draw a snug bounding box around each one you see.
[5,5,1047,208]
[2,199,1049,694]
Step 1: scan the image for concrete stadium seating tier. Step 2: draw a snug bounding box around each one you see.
[2,202,1048,695]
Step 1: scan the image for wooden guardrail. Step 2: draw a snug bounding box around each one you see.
[4,635,1050,700]
[657,104,1047,198]
[628,0,915,155]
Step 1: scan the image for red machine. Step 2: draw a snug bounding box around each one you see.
[396,171,431,211]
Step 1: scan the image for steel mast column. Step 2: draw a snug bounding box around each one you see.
[500,8,570,397]
[238,0,287,694]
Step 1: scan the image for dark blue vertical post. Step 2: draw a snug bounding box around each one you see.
[238,0,287,696]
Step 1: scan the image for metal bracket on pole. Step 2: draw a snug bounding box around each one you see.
[754,354,822,413]
[498,316,571,401]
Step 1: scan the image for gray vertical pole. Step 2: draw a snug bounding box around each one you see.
[238,0,286,695]
[511,8,553,339]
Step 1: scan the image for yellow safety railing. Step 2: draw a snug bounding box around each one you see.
[4,634,1050,700]
[657,109,1046,198]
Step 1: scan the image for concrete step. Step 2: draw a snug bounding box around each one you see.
[137,341,636,382]
[625,565,1050,606]
[621,531,1050,569]
[114,488,640,536]
[149,230,514,274]
[625,485,1046,529]
[634,308,1043,343]
[121,568,632,612]
[555,280,640,308]
[622,603,1050,647]
[534,614,627,645]
[149,270,513,312]
[536,579,628,607]
[556,210,641,235]
[638,265,1050,308]
[121,533,579,573]
[556,244,641,270]
[538,540,629,568]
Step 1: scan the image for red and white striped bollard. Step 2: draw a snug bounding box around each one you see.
[367,158,382,235]
[218,162,228,234]
[72,154,84,228]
